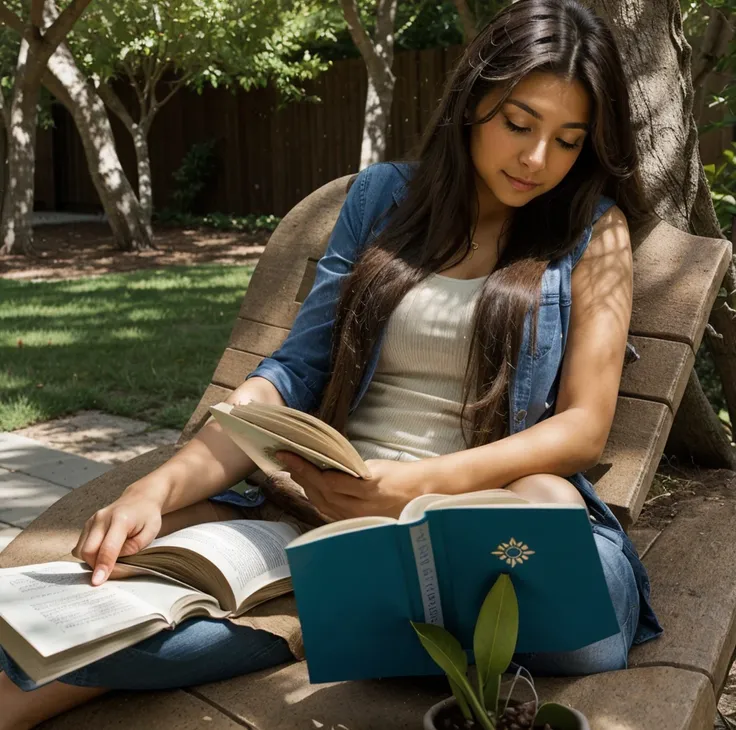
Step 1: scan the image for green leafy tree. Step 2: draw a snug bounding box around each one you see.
[0,0,155,254]
[68,0,329,227]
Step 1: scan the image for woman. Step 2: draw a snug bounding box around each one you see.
[0,0,663,726]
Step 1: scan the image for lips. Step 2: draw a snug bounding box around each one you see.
[504,171,540,187]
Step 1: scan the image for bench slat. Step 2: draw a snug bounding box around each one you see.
[237,176,353,330]
[587,397,672,528]
[228,318,289,357]
[194,659,714,730]
[212,349,262,390]
[621,335,693,411]
[179,384,233,445]
[34,690,246,730]
[630,495,736,694]
[629,217,731,350]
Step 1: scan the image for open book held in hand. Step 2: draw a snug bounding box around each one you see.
[0,519,300,685]
[284,489,621,683]
[208,401,371,479]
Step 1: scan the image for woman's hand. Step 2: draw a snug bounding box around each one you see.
[71,491,165,586]
[276,452,429,521]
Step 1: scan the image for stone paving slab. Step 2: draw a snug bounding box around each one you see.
[0,521,22,552]
[0,470,71,528]
[0,412,179,556]
[47,430,182,465]
[16,411,153,443]
[15,410,180,465]
[0,432,111,488]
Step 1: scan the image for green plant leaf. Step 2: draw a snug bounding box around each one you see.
[410,622,495,730]
[448,677,474,722]
[474,574,519,710]
[534,702,583,729]
[411,621,468,679]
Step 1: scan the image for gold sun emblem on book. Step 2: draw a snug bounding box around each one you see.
[492,538,535,568]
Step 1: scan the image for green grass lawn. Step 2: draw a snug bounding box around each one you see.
[0,263,254,432]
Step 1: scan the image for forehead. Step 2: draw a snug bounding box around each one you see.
[502,72,591,122]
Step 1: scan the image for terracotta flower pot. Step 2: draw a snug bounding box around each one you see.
[423,696,591,730]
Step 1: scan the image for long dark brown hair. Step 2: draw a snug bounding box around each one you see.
[319,0,650,448]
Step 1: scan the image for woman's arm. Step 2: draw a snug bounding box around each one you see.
[426,204,633,495]
[122,376,286,514]
[73,376,288,584]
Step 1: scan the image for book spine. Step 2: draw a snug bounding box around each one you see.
[406,520,444,626]
[426,512,456,631]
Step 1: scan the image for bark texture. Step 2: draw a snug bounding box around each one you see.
[340,0,398,169]
[42,44,153,251]
[593,0,736,467]
[0,0,93,255]
[1,40,40,255]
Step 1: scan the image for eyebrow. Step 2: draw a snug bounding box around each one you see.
[506,99,589,130]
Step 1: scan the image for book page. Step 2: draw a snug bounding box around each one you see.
[209,405,366,478]
[141,520,300,607]
[399,489,531,523]
[0,562,204,657]
[238,402,368,471]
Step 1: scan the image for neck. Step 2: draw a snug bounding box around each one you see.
[474,171,510,227]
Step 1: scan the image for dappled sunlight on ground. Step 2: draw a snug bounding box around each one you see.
[0,222,268,281]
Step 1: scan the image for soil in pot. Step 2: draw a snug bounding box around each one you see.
[434,700,552,730]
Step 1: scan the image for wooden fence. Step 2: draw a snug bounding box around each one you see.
[35,43,732,217]
[38,45,464,217]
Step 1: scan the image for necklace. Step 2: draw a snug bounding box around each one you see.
[467,240,479,260]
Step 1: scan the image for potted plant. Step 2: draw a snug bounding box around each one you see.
[412,574,590,730]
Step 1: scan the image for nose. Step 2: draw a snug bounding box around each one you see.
[519,138,547,172]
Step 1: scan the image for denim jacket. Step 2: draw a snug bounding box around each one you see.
[247,161,663,645]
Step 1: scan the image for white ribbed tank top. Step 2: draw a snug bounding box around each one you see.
[346,272,485,462]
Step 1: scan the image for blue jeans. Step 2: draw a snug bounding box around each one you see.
[0,527,638,691]
[512,526,640,676]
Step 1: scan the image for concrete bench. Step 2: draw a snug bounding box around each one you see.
[1,175,733,729]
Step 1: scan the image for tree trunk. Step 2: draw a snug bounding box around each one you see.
[132,124,153,232]
[595,0,736,468]
[96,76,155,235]
[340,0,398,169]
[360,70,395,169]
[0,0,95,256]
[0,41,39,256]
[42,44,153,251]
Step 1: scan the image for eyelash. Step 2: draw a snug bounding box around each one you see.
[503,118,580,151]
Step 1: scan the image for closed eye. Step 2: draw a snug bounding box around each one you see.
[503,117,580,151]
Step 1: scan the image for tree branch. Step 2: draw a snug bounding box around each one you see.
[0,3,26,35]
[30,0,42,29]
[146,71,189,128]
[97,80,136,134]
[374,0,398,69]
[339,0,380,68]
[121,58,144,120]
[43,0,92,51]
[453,0,478,42]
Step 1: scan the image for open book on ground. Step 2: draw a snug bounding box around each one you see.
[0,519,299,685]
[208,401,371,479]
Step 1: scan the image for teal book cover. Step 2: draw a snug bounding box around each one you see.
[286,504,620,683]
